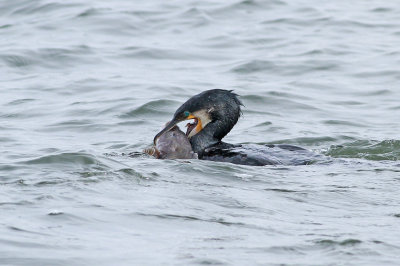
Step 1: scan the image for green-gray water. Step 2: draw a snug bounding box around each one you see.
[1,0,400,265]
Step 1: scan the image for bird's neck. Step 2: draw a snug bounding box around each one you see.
[190,121,223,157]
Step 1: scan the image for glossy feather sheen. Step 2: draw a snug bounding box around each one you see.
[174,89,242,154]
[173,89,319,165]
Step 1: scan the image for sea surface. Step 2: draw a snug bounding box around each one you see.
[1,0,400,265]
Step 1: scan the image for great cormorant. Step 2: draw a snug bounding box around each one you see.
[154,89,319,166]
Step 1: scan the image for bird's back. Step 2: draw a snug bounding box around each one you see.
[201,143,324,166]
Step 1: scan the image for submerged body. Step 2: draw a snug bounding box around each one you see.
[154,89,320,166]
[201,142,322,166]
[146,125,197,160]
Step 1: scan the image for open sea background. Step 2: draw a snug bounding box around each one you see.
[1,0,400,265]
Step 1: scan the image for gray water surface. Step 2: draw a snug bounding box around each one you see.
[1,0,400,265]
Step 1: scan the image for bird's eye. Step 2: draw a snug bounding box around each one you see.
[184,111,190,117]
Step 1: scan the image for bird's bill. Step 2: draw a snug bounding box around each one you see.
[153,119,180,145]
[153,115,201,144]
[186,115,202,138]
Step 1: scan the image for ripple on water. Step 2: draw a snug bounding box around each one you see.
[76,7,109,18]
[120,99,179,118]
[230,59,340,76]
[22,152,101,166]
[10,2,79,15]
[325,140,400,161]
[231,60,276,74]
[316,239,362,247]
[323,119,368,127]
[0,46,95,69]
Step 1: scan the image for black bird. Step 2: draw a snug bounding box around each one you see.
[154,89,321,166]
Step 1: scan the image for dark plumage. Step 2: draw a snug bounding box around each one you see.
[176,89,242,155]
[154,89,320,166]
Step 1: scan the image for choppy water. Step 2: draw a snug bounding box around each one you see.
[1,0,400,265]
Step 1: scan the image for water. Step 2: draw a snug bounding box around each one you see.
[1,0,400,265]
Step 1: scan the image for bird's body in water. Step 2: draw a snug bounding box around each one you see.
[153,89,321,166]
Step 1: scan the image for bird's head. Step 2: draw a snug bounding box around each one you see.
[154,89,242,147]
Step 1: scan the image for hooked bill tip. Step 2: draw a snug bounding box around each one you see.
[153,119,180,145]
